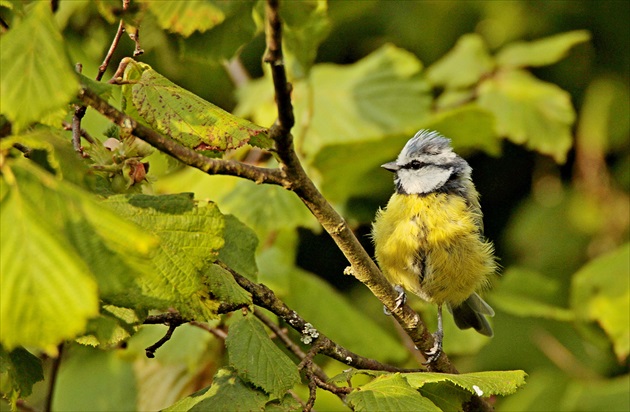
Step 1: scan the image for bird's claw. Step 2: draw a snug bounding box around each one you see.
[383,285,407,316]
[394,285,406,309]
[423,330,443,364]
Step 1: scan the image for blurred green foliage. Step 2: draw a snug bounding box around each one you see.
[1,0,628,411]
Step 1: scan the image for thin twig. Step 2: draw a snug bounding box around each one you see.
[72,63,86,154]
[189,321,228,340]
[44,343,64,412]
[143,312,188,358]
[304,369,317,412]
[62,121,96,144]
[96,0,130,81]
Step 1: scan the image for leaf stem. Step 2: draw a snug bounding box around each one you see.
[44,343,64,412]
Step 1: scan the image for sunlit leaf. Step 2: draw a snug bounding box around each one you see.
[571,243,630,362]
[0,1,78,131]
[497,30,591,68]
[404,370,528,397]
[119,58,271,152]
[144,0,226,37]
[425,104,500,155]
[298,44,431,156]
[226,313,300,398]
[426,33,494,89]
[103,194,226,319]
[478,70,575,163]
[1,162,96,351]
[347,374,441,412]
[236,44,432,158]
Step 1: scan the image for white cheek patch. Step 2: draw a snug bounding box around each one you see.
[397,166,453,194]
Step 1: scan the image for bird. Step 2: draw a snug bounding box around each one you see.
[372,130,496,363]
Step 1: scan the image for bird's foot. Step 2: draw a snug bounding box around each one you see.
[423,330,444,364]
[383,285,407,315]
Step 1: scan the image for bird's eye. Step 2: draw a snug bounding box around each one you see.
[410,160,423,169]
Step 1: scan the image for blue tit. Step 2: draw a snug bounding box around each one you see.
[372,130,496,362]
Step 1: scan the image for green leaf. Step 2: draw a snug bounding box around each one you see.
[103,194,226,320]
[404,370,528,397]
[119,58,271,152]
[0,1,78,132]
[280,0,331,78]
[497,30,591,68]
[570,243,630,362]
[226,313,301,398]
[217,214,259,281]
[179,1,258,64]
[145,0,227,37]
[164,368,268,412]
[426,33,494,89]
[478,70,575,163]
[347,373,441,412]
[0,346,44,402]
[205,264,252,308]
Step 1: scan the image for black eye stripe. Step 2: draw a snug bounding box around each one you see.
[403,161,455,171]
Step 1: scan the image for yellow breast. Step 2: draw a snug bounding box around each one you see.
[372,192,495,306]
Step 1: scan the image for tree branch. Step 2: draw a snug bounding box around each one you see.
[78,86,287,186]
[217,261,420,374]
[260,0,459,375]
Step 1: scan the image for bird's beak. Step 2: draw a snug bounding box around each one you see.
[381,162,400,173]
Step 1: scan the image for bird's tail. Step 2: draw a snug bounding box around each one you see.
[448,293,495,337]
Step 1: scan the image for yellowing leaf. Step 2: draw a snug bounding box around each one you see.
[0,1,78,131]
[119,59,271,152]
[478,70,575,163]
[497,30,591,68]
